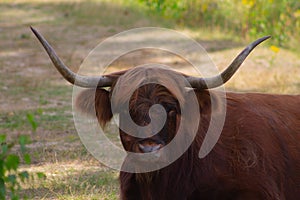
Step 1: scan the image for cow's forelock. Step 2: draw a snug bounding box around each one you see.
[119,83,181,153]
[110,66,186,110]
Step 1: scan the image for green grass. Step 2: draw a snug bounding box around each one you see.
[0,106,72,131]
[20,163,119,200]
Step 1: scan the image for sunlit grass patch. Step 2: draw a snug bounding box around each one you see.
[0,106,73,132]
[210,47,300,94]
[20,162,119,200]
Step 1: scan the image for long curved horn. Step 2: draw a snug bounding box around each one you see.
[186,36,271,89]
[31,27,114,88]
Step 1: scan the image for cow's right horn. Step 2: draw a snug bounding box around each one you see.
[31,27,115,88]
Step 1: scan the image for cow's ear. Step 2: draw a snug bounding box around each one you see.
[75,88,113,127]
[192,89,224,116]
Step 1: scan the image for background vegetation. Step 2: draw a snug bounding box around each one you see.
[132,0,300,50]
[0,0,299,199]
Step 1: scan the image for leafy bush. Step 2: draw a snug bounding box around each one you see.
[0,135,45,200]
[136,0,300,49]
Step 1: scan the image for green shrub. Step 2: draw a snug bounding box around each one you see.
[136,0,300,49]
[0,135,45,200]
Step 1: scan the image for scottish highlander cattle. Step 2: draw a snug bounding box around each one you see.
[31,27,300,200]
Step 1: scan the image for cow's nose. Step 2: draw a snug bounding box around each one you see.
[138,143,161,153]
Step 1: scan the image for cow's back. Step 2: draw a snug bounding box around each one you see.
[219,93,300,199]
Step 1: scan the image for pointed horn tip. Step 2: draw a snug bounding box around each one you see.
[30,26,37,34]
[30,26,41,40]
[256,35,271,45]
[261,35,271,41]
[247,35,271,51]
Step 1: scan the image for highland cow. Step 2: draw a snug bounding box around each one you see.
[31,27,300,200]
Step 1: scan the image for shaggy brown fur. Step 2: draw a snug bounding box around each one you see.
[76,67,300,200]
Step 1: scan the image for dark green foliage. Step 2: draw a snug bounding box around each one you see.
[138,0,300,49]
[0,135,46,200]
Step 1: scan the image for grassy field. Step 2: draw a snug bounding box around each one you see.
[0,0,299,199]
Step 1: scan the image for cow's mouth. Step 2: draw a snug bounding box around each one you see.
[137,139,164,153]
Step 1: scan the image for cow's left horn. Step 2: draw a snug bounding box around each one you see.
[186,36,271,89]
[31,27,114,88]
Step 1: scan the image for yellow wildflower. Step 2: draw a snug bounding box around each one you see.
[270,45,280,53]
[294,9,300,18]
[242,0,255,7]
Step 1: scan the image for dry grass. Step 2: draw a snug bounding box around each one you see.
[0,0,299,199]
[20,162,119,199]
[211,46,300,94]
